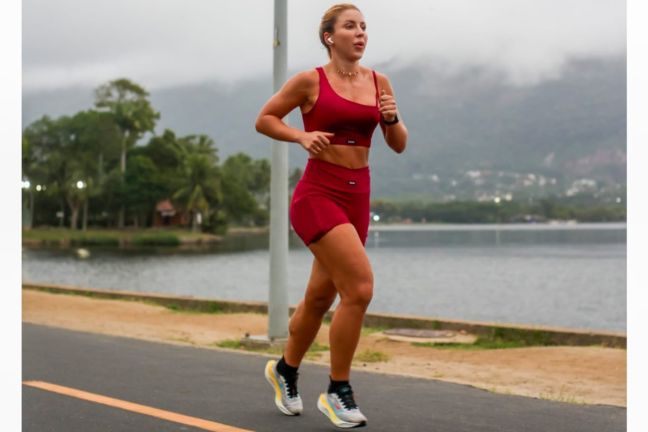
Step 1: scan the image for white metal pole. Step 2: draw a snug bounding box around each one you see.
[268,0,289,341]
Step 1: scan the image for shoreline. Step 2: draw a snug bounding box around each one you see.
[368,221,626,231]
[22,282,627,348]
[21,222,625,248]
[21,226,244,248]
[22,285,627,408]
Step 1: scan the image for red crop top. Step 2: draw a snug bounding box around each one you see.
[301,66,381,148]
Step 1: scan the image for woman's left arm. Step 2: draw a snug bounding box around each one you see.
[377,73,408,154]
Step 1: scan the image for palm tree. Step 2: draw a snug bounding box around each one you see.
[172,138,221,232]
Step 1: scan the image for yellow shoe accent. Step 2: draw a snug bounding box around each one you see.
[265,361,282,401]
[264,360,300,416]
[318,393,343,425]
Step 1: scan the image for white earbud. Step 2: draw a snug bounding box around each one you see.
[327,37,334,44]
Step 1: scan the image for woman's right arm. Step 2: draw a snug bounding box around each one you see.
[255,71,333,155]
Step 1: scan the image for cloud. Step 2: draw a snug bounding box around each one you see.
[22,0,625,92]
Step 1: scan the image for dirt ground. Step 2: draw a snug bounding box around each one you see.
[22,289,626,407]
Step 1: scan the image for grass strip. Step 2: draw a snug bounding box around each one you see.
[354,349,390,363]
[22,228,220,246]
[213,339,330,356]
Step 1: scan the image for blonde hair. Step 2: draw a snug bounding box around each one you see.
[319,3,361,58]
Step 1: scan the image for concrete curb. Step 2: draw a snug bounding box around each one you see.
[22,281,626,349]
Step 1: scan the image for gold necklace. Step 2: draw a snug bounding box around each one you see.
[335,67,359,78]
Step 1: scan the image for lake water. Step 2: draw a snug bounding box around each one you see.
[21,223,626,333]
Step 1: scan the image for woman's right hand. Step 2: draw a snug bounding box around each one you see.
[297,131,335,156]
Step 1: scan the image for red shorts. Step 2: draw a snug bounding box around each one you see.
[290,158,371,246]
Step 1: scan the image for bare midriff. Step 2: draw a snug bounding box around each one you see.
[310,145,369,169]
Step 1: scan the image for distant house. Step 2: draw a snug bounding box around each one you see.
[153,199,190,227]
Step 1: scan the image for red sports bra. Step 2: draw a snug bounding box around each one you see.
[301,66,381,148]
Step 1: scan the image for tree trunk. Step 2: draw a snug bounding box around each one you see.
[66,194,81,230]
[70,207,79,230]
[82,199,89,232]
[59,200,65,228]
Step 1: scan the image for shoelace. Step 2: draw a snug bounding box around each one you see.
[281,371,299,399]
[334,384,358,410]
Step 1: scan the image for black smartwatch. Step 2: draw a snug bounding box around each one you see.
[383,114,399,125]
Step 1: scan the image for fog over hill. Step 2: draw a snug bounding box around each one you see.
[23,56,626,201]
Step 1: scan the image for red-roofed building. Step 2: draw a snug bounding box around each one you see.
[153,199,190,227]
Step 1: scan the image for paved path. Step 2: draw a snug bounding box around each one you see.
[23,323,626,431]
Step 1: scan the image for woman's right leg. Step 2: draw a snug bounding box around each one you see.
[265,257,336,416]
[283,257,337,367]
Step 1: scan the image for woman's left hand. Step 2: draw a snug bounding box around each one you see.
[379,89,398,123]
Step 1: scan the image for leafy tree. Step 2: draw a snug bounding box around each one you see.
[95,168,125,227]
[22,135,38,229]
[23,113,116,230]
[250,158,271,206]
[135,129,187,213]
[140,129,184,174]
[23,116,74,228]
[124,155,168,227]
[94,78,160,228]
[71,110,122,183]
[68,110,122,230]
[221,153,270,226]
[289,167,303,191]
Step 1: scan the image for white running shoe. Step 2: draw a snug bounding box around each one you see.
[317,383,368,428]
[264,359,303,416]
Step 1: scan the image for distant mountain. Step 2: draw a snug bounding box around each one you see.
[23,56,626,201]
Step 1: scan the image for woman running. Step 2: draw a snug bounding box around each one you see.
[255,3,408,428]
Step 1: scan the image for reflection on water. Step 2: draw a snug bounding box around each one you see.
[22,223,626,332]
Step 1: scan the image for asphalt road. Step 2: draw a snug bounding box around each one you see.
[23,323,626,431]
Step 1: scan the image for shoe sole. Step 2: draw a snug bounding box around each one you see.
[264,360,300,416]
[317,393,367,429]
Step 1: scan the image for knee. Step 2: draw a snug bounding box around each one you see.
[339,275,373,310]
[304,292,335,316]
[288,295,333,336]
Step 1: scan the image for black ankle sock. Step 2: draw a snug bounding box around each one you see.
[328,377,350,394]
[277,356,299,377]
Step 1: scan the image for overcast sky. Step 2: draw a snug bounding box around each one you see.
[22,0,625,93]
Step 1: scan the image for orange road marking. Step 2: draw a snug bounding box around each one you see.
[23,380,253,432]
